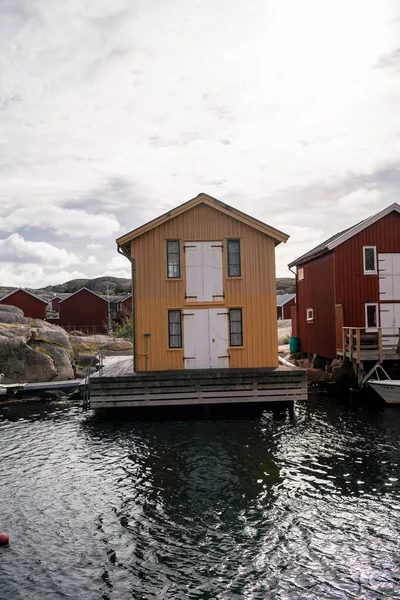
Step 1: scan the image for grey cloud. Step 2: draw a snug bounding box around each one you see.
[90,7,134,35]
[63,176,152,238]
[0,95,22,112]
[0,0,39,38]
[223,162,400,237]
[376,48,400,70]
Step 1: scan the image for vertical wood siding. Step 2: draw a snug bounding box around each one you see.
[130,203,278,371]
[59,289,109,334]
[282,298,296,320]
[296,253,336,358]
[0,291,46,319]
[335,212,400,327]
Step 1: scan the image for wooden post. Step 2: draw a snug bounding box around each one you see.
[378,328,383,363]
[356,329,361,364]
[349,329,354,360]
[343,327,347,358]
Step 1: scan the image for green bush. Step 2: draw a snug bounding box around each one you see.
[114,317,133,339]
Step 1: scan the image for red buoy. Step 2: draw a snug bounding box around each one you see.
[0,533,9,546]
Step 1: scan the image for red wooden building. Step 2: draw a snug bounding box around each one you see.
[57,288,110,334]
[277,294,296,320]
[289,203,400,363]
[117,294,132,317]
[50,296,62,312]
[0,289,48,320]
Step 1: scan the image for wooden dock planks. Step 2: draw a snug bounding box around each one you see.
[88,367,307,408]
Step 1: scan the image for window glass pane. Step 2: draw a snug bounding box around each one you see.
[229,264,240,277]
[230,309,241,321]
[168,265,179,278]
[167,241,180,278]
[364,248,376,272]
[229,309,243,346]
[231,321,242,333]
[169,335,181,348]
[168,241,179,254]
[228,239,241,277]
[168,311,182,347]
[231,333,242,346]
[367,305,377,328]
[169,323,180,335]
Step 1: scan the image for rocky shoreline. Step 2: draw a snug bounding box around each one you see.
[0,305,132,385]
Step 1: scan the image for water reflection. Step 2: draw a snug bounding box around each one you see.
[0,395,399,599]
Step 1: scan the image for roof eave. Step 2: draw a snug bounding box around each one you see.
[116,193,289,246]
[288,247,331,269]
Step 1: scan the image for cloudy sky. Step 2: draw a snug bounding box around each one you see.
[1,0,400,287]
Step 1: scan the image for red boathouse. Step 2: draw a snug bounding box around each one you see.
[0,289,48,320]
[289,203,400,364]
[58,288,110,334]
[277,294,296,320]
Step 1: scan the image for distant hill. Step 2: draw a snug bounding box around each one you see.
[0,276,295,298]
[276,278,296,295]
[41,276,131,296]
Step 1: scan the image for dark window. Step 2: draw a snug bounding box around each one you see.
[167,240,180,278]
[168,310,182,348]
[229,308,243,346]
[227,239,241,277]
[366,304,378,329]
[363,246,376,274]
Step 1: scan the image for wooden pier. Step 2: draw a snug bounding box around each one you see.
[88,365,307,409]
[338,327,400,363]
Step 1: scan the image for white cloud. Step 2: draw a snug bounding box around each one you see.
[1,0,400,283]
[337,188,381,214]
[100,254,131,279]
[0,265,88,288]
[0,206,120,239]
[0,233,80,268]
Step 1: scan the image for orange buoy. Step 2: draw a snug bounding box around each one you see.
[0,533,9,546]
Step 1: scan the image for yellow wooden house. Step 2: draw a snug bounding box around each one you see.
[117,193,288,373]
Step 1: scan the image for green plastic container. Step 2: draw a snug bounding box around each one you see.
[289,336,300,353]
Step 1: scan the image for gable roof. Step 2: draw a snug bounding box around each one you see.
[117,193,289,247]
[276,293,296,307]
[0,288,48,304]
[58,287,109,304]
[289,202,400,268]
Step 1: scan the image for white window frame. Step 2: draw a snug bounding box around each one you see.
[298,267,304,281]
[306,307,314,322]
[363,246,377,275]
[365,303,379,331]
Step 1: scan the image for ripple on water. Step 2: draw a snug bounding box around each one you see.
[0,398,400,599]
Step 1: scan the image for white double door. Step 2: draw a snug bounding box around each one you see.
[379,254,400,348]
[185,241,224,302]
[380,304,400,349]
[183,308,229,369]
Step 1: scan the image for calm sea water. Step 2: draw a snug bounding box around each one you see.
[0,394,399,600]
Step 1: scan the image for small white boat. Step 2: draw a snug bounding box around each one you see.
[366,365,400,404]
[368,379,400,404]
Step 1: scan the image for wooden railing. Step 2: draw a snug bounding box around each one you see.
[340,327,400,363]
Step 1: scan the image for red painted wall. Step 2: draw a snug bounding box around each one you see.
[296,253,336,358]
[51,297,61,311]
[0,290,47,320]
[278,297,296,320]
[335,211,400,327]
[121,296,132,315]
[58,289,109,334]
